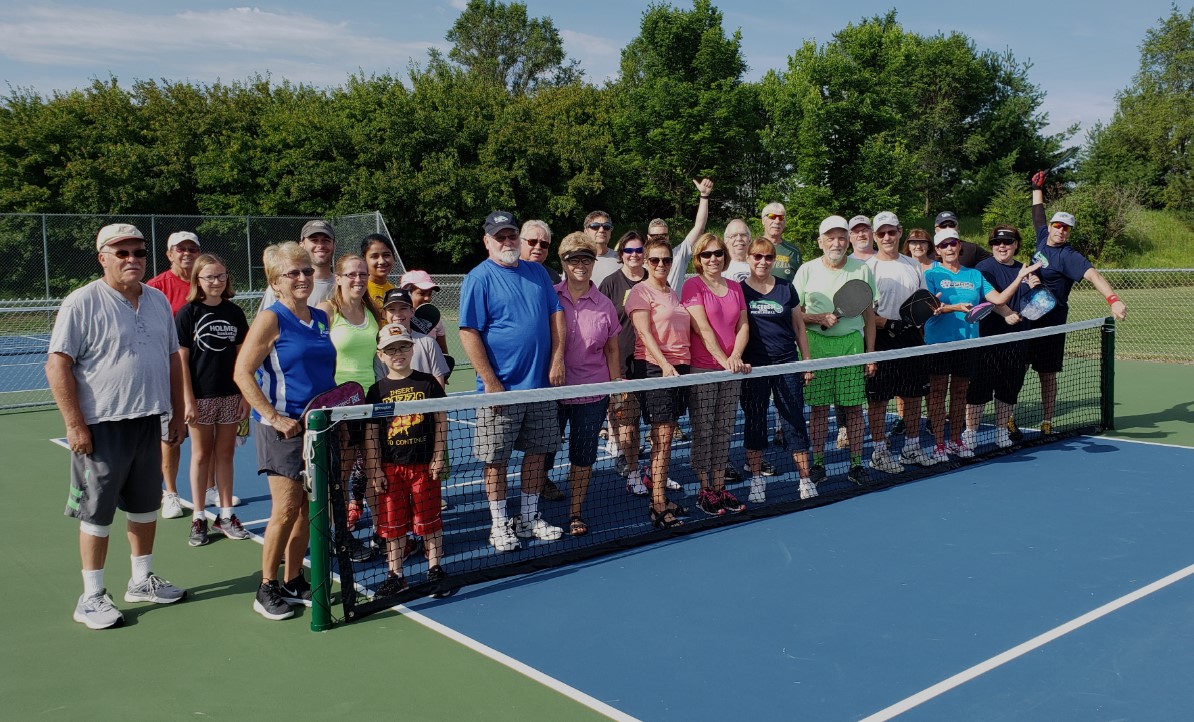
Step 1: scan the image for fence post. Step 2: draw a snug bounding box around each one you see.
[41,214,50,299]
[1101,317,1116,431]
[150,215,159,277]
[307,409,333,632]
[245,217,253,292]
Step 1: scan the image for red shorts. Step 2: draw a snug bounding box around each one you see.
[375,463,442,538]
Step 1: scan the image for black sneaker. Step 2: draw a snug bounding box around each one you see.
[1008,417,1024,442]
[376,572,408,598]
[809,464,827,484]
[253,581,294,621]
[724,464,742,484]
[541,479,564,501]
[279,572,312,605]
[847,464,869,486]
[346,534,376,563]
[187,518,210,547]
[426,565,452,599]
[890,418,906,436]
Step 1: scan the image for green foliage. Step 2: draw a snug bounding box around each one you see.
[1081,6,1194,211]
[445,0,576,95]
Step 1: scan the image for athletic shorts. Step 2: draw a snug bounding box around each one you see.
[376,462,442,538]
[193,394,242,425]
[254,419,305,481]
[967,341,1029,405]
[66,415,163,526]
[631,359,690,425]
[866,329,929,402]
[474,400,560,466]
[1030,332,1066,374]
[927,347,979,378]
[558,398,609,468]
[805,332,866,408]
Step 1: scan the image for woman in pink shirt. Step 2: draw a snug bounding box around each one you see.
[553,234,621,536]
[682,233,751,516]
[625,237,691,529]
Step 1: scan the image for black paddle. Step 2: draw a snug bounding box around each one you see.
[410,303,441,336]
[821,279,874,330]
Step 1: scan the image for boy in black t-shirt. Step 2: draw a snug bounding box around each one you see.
[364,324,448,597]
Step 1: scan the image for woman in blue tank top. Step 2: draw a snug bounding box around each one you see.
[234,241,336,622]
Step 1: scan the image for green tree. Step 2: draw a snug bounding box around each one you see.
[1082,6,1194,211]
[445,0,578,95]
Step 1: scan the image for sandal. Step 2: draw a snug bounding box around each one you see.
[663,499,688,516]
[649,505,684,529]
[569,515,589,537]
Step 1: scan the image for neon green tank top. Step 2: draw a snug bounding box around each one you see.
[329,310,379,387]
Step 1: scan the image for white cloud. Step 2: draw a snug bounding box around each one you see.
[448,0,469,10]
[560,28,619,82]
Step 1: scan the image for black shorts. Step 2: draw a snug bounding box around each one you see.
[927,347,979,378]
[632,359,690,425]
[254,419,305,481]
[966,340,1029,405]
[866,329,929,402]
[1030,332,1066,374]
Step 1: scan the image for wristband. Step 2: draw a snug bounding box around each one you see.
[1105,294,1119,305]
[699,195,710,199]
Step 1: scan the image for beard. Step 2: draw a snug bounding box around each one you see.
[496,247,519,266]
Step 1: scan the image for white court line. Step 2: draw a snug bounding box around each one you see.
[861,561,1194,721]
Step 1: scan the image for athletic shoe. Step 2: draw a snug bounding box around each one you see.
[73,590,123,630]
[869,448,905,474]
[643,470,681,491]
[346,502,362,530]
[809,464,827,484]
[890,418,906,436]
[604,435,618,457]
[724,464,742,484]
[124,573,186,604]
[901,445,935,467]
[488,519,521,552]
[696,488,725,516]
[253,580,294,621]
[719,489,746,513]
[1040,421,1054,436]
[541,479,564,502]
[279,572,312,605]
[836,426,849,449]
[188,517,210,547]
[426,564,451,599]
[847,464,869,486]
[744,460,777,477]
[204,486,241,508]
[798,478,819,500]
[960,429,978,453]
[1007,417,1024,442]
[626,468,649,496]
[674,427,688,441]
[212,514,250,540]
[346,534,376,563]
[747,477,766,504]
[402,534,424,563]
[930,444,950,464]
[614,454,628,477]
[512,513,563,541]
[376,572,408,598]
[995,428,1013,448]
[161,492,184,519]
[947,440,974,459]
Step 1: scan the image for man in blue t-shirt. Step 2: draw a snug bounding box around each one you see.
[460,211,566,553]
[1027,170,1128,434]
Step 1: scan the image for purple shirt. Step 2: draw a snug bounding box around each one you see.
[555,280,621,404]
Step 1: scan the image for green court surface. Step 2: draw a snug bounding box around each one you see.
[1,361,1189,720]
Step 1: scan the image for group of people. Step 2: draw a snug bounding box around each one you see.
[49,169,1127,629]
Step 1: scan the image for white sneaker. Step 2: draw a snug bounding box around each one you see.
[513,513,563,541]
[960,429,978,452]
[626,468,649,496]
[798,477,819,500]
[995,428,1013,448]
[747,477,766,504]
[930,444,950,464]
[947,440,974,459]
[205,486,241,508]
[73,590,124,629]
[604,435,618,457]
[869,448,905,474]
[664,477,682,491]
[901,445,935,467]
[488,519,521,552]
[161,492,185,519]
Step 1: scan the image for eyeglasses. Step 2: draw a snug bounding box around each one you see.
[698,249,725,259]
[937,222,958,229]
[199,273,228,282]
[172,245,201,254]
[524,238,550,249]
[565,257,595,267]
[1050,222,1071,230]
[750,253,775,262]
[381,346,413,357]
[587,222,613,231]
[621,246,644,255]
[764,213,785,221]
[102,248,148,259]
[340,272,368,279]
[280,267,316,279]
[646,233,669,241]
[936,240,960,249]
[647,256,674,267]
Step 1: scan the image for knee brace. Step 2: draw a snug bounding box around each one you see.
[80,521,110,538]
[126,510,158,524]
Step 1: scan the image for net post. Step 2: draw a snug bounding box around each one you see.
[307,409,334,631]
[1101,317,1116,430]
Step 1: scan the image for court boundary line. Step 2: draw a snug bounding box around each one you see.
[1100,436,1194,450]
[861,561,1194,721]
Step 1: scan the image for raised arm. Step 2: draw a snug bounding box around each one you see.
[1031,170,1047,230]
[668,178,713,290]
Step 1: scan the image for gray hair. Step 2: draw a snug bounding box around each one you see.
[761,202,786,218]
[521,219,552,241]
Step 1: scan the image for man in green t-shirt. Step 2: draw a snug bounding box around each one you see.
[760,201,801,283]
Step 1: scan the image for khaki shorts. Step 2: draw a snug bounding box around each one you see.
[473,400,560,466]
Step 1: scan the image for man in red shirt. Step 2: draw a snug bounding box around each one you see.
[147,231,200,519]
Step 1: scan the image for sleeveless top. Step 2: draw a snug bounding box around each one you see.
[330,309,379,387]
[253,304,337,424]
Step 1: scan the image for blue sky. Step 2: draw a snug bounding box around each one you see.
[0,1,1184,140]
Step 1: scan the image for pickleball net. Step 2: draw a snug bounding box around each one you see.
[303,316,1115,627]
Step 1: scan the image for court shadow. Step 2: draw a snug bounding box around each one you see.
[1112,399,1194,441]
[120,571,270,624]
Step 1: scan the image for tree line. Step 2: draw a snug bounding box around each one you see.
[1,0,1188,270]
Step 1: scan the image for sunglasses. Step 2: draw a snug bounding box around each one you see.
[647,256,674,267]
[587,222,613,231]
[750,253,775,262]
[1050,222,1071,230]
[936,240,960,249]
[764,213,785,221]
[199,273,228,282]
[989,239,1017,247]
[875,230,900,238]
[173,245,201,254]
[524,238,550,249]
[698,249,725,259]
[102,248,148,259]
[621,247,644,255]
[280,267,316,279]
[938,222,958,229]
